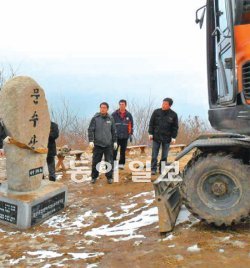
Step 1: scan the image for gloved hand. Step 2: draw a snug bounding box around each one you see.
[3,136,11,144]
[149,135,153,141]
[89,142,94,149]
[114,142,118,150]
[0,149,4,157]
[171,138,176,144]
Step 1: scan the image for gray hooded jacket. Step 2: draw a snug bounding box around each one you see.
[88,113,117,147]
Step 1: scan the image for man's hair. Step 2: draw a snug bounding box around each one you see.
[163,98,173,106]
[100,102,109,109]
[119,99,127,106]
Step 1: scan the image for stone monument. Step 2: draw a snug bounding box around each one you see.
[0,76,68,229]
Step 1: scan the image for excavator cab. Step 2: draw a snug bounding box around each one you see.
[154,0,250,235]
[206,0,250,135]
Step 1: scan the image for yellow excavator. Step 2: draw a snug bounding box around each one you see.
[154,0,250,234]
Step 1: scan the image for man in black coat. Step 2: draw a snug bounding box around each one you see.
[0,119,7,157]
[47,121,59,181]
[148,98,178,175]
[112,99,133,169]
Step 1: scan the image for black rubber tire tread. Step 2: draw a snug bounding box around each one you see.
[181,153,250,226]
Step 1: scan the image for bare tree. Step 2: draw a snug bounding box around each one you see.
[0,64,18,90]
[50,97,89,149]
[177,115,211,144]
[128,97,156,145]
[70,116,89,148]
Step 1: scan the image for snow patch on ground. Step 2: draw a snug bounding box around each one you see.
[27,250,63,258]
[86,264,100,268]
[112,235,145,242]
[85,207,158,238]
[9,256,26,265]
[121,203,137,213]
[164,234,175,241]
[176,206,191,225]
[129,191,154,199]
[68,252,104,259]
[43,210,100,230]
[105,198,155,222]
[187,244,201,253]
[219,236,232,242]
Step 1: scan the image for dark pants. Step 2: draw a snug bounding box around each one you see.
[92,145,113,179]
[113,138,128,165]
[47,155,56,181]
[151,141,170,172]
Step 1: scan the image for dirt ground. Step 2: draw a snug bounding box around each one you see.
[0,149,249,268]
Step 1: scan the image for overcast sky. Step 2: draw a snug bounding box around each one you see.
[0,0,208,119]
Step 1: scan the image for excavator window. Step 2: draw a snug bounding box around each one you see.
[217,0,228,34]
[212,0,235,105]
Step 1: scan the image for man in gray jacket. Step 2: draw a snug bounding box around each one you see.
[88,102,117,184]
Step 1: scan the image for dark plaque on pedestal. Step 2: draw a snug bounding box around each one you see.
[31,192,65,226]
[0,201,18,224]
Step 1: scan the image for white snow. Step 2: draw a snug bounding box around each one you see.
[41,265,51,268]
[187,244,201,253]
[176,206,191,225]
[144,199,154,205]
[104,211,114,218]
[70,215,93,228]
[85,207,158,238]
[42,210,100,232]
[163,234,175,241]
[69,252,104,260]
[129,191,154,199]
[43,214,68,228]
[56,174,63,180]
[105,199,155,222]
[86,264,99,268]
[27,250,63,258]
[112,235,145,242]
[219,236,232,242]
[133,240,143,246]
[121,203,137,213]
[175,255,184,261]
[9,256,26,265]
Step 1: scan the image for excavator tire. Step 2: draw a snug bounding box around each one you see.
[181,153,250,226]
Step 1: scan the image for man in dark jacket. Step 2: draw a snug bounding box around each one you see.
[112,99,133,169]
[88,102,117,184]
[47,121,59,181]
[148,98,178,175]
[0,119,7,157]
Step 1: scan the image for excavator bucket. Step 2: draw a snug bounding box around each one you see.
[153,178,182,234]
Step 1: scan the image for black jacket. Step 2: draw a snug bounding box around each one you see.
[112,110,133,140]
[0,120,7,149]
[88,113,117,147]
[47,122,59,157]
[148,108,178,143]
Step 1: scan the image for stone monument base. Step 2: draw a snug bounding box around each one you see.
[0,180,67,229]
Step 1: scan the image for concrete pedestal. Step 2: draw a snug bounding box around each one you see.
[0,180,67,229]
